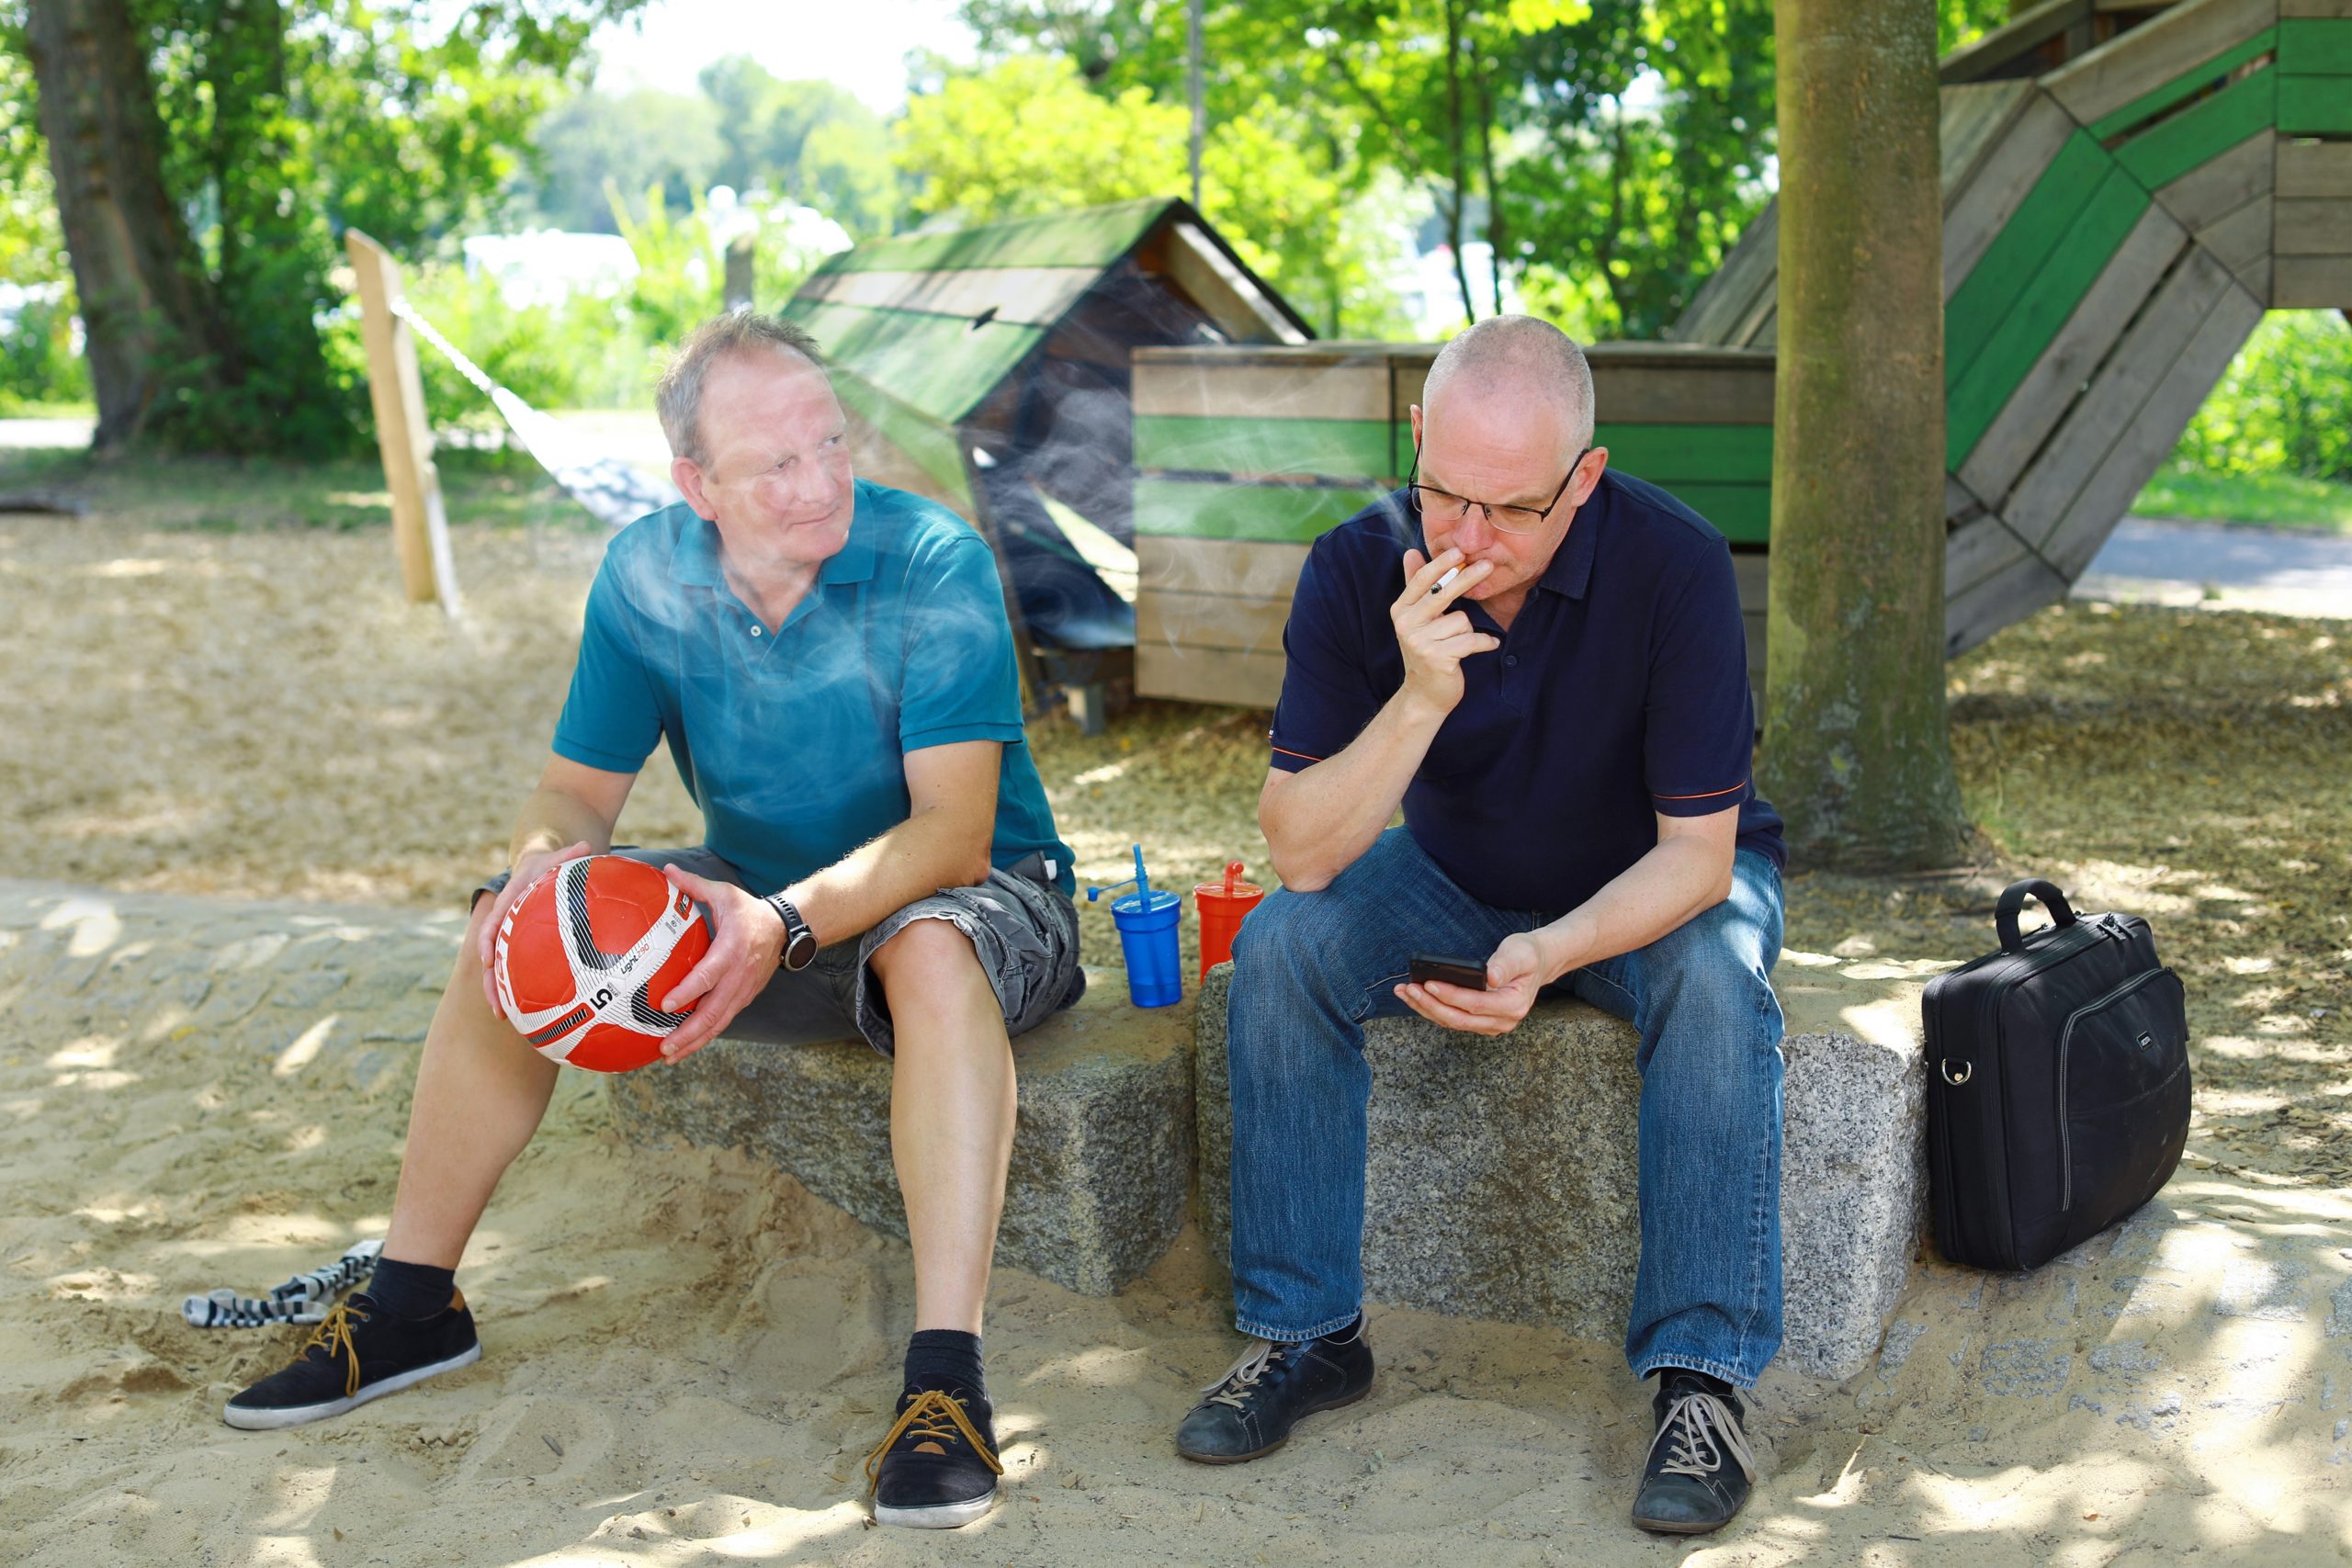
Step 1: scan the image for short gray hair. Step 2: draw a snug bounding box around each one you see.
[657,310,828,466]
[1423,315,1596,450]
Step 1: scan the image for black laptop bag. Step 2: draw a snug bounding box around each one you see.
[1923,878,2191,1271]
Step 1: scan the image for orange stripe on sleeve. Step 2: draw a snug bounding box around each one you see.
[1271,744,1327,764]
[1652,779,1748,801]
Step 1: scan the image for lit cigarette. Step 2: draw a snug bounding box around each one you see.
[1435,567,1460,592]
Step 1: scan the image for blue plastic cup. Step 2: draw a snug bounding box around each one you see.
[1108,888,1183,1008]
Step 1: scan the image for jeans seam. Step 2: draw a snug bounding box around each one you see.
[1634,1353,1755,1393]
[1237,1309,1362,1343]
[1352,972,1411,1024]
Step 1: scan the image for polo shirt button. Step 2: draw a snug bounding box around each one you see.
[1503,654,1517,667]
[750,625,762,637]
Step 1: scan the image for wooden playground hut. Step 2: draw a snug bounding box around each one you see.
[775,197,1311,701]
[1132,0,2351,709]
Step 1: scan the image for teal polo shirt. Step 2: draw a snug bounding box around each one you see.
[551,479,1076,898]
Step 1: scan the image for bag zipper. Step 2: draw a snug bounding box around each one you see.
[2054,965,2179,1213]
[1950,921,2109,1268]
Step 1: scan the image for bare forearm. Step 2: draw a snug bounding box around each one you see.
[506,787,618,866]
[1262,687,1449,892]
[1532,836,1736,982]
[783,806,992,947]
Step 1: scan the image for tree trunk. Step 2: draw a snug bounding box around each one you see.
[24,0,225,454]
[1442,0,1476,324]
[1756,0,1971,869]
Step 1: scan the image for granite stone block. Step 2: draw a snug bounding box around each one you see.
[1195,953,1935,1381]
[608,966,1194,1296]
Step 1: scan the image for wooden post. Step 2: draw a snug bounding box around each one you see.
[345,229,460,613]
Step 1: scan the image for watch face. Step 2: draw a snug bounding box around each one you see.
[784,929,820,971]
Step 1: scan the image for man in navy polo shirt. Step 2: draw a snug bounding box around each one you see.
[1174,317,1787,1537]
[224,312,1079,1531]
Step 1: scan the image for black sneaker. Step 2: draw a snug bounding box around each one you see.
[1630,1370,1758,1534]
[1174,1319,1374,1463]
[222,1292,481,1431]
[865,1386,1002,1529]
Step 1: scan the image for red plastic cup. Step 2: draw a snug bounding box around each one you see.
[1194,861,1265,981]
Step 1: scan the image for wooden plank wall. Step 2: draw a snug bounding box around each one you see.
[2275,1,2352,304]
[1663,0,2345,660]
[1139,0,2352,708]
[1131,344,1774,707]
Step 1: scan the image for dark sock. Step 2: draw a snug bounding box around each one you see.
[903,1329,986,1404]
[367,1257,458,1320]
[1317,1314,1366,1346]
[1658,1367,1736,1401]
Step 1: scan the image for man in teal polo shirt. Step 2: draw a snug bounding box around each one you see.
[223,311,1080,1532]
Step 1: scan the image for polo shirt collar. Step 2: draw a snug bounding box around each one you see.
[670,492,876,591]
[1538,476,1605,600]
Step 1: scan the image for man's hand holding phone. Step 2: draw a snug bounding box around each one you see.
[1395,931,1549,1036]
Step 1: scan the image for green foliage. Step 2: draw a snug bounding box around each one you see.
[6,0,641,456]
[2132,465,2352,536]
[699,60,900,239]
[0,291,88,410]
[332,186,836,426]
[526,87,724,231]
[957,0,2016,342]
[898,54,1190,220]
[2171,311,2352,484]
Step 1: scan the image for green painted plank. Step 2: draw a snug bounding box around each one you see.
[2115,67,2276,191]
[1624,479,1770,543]
[1133,414,1394,479]
[1945,130,2114,386]
[1135,479,1388,543]
[2279,18,2352,73]
[780,297,1045,424]
[818,200,1170,276]
[831,371,972,508]
[1948,167,2152,468]
[2278,73,2352,133]
[2086,28,2278,140]
[1596,423,1774,483]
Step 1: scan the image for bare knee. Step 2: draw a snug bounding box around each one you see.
[870,918,998,1040]
[870,917,988,995]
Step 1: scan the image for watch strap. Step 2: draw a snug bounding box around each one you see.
[764,893,817,970]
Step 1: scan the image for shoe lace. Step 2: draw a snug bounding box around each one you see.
[1201,1338,1289,1410]
[1649,1388,1758,1483]
[299,1302,370,1399]
[862,1389,1003,1495]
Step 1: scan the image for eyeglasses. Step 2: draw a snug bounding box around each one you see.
[1407,445,1589,536]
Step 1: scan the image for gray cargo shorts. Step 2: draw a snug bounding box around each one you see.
[475,847,1083,1057]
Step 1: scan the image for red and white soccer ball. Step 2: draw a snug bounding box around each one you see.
[492,855,712,1073]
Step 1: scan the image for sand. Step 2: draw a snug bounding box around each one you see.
[3,504,2348,1566]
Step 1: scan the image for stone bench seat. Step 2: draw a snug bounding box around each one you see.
[1193,954,1940,1380]
[609,965,1194,1297]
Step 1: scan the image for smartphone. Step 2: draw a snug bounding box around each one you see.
[1408,953,1488,990]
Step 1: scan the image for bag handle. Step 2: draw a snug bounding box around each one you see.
[1995,878,2076,953]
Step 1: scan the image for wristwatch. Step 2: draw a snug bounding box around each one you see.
[764,893,820,971]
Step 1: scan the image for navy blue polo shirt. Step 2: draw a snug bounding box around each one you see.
[551,479,1075,898]
[1269,469,1784,913]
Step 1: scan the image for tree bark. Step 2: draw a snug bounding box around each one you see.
[1442,0,1476,324]
[25,0,225,453]
[1756,0,1971,869]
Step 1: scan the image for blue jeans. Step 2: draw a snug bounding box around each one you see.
[1225,828,1787,1389]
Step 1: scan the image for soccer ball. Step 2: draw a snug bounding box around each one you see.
[492,855,712,1072]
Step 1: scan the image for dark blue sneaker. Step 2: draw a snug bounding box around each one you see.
[1631,1371,1758,1534]
[223,1292,480,1430]
[865,1387,1002,1529]
[1175,1319,1374,1463]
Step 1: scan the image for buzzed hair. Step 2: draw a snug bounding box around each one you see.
[1423,315,1597,450]
[657,310,827,466]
